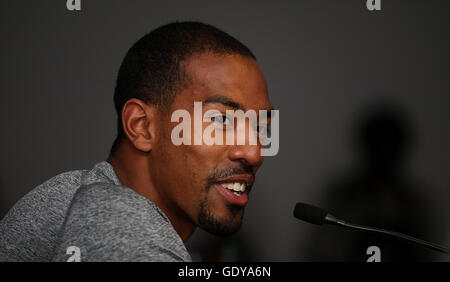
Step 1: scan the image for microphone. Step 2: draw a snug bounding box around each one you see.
[293,202,450,255]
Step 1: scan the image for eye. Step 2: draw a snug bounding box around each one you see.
[211,115,232,126]
[256,124,270,136]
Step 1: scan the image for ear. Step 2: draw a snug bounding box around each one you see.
[121,98,159,152]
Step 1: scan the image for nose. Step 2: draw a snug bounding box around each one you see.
[228,143,264,170]
[227,117,265,170]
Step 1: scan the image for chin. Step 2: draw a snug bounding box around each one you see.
[198,202,244,236]
[201,220,243,237]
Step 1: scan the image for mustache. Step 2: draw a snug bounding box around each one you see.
[205,165,254,187]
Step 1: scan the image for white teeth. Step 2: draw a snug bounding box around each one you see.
[222,182,246,192]
[233,191,242,196]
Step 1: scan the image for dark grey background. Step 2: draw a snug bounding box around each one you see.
[1,0,449,261]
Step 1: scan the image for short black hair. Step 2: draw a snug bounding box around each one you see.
[110,21,256,154]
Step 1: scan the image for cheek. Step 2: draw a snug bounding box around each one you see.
[156,124,232,215]
[156,137,212,199]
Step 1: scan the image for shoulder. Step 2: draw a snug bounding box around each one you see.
[0,168,85,226]
[1,169,87,230]
[53,183,191,262]
[20,169,84,206]
[65,183,166,226]
[0,169,85,261]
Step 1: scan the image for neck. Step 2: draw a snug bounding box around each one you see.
[107,141,196,242]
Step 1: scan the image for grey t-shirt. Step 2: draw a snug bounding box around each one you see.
[0,161,192,262]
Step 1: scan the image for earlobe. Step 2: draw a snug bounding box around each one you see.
[121,98,156,152]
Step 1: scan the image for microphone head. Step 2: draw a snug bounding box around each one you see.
[293,202,328,225]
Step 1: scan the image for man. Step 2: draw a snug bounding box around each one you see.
[0,21,273,261]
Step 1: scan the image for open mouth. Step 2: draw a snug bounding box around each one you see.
[213,175,254,206]
[221,182,246,196]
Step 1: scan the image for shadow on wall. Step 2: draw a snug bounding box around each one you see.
[303,101,443,261]
[0,175,6,218]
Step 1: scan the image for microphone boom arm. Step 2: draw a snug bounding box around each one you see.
[324,214,450,255]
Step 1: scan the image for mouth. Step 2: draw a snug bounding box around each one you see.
[213,174,254,207]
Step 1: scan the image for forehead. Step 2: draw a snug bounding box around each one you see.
[176,53,272,111]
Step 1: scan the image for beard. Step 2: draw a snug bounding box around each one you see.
[197,195,244,236]
[197,164,253,236]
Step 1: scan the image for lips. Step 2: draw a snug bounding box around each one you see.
[213,174,254,206]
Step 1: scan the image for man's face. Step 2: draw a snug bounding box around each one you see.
[151,53,272,236]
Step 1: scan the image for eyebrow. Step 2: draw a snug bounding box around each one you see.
[204,94,245,111]
[204,94,275,115]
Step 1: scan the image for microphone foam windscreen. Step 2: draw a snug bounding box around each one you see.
[293,202,328,225]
